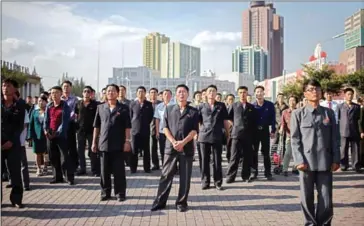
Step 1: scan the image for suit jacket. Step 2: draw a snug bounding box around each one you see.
[337,102,361,139]
[163,104,199,156]
[197,102,229,144]
[228,102,257,140]
[359,107,364,135]
[28,109,46,140]
[130,99,154,136]
[290,104,340,171]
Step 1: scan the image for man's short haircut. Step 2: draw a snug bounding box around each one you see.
[343,87,355,94]
[226,94,235,99]
[193,91,201,98]
[158,91,163,95]
[216,92,222,97]
[106,84,120,93]
[34,96,39,99]
[163,89,172,95]
[62,80,72,87]
[303,79,321,92]
[206,84,218,91]
[84,85,93,91]
[254,85,265,92]
[201,88,207,93]
[119,85,126,90]
[149,87,159,93]
[40,96,48,102]
[176,84,189,93]
[15,90,20,98]
[277,92,284,97]
[51,86,62,92]
[2,78,19,88]
[136,86,146,92]
[237,86,248,92]
[288,95,299,103]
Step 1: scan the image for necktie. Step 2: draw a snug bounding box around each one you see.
[328,102,332,109]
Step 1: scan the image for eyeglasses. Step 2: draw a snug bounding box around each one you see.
[83,90,91,93]
[305,87,321,93]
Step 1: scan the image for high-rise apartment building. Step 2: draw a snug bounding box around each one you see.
[232,45,268,81]
[242,1,284,79]
[344,9,364,50]
[143,32,170,71]
[161,41,201,79]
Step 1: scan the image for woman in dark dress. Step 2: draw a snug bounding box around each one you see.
[28,96,48,176]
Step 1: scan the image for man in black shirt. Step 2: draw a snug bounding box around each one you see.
[197,85,230,190]
[151,84,199,213]
[77,86,100,176]
[92,84,131,201]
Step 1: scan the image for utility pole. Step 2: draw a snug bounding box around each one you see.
[97,39,100,100]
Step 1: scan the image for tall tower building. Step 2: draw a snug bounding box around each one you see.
[344,9,364,50]
[242,1,284,79]
[143,32,170,71]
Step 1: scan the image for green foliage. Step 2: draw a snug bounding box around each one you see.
[1,65,28,87]
[57,74,85,97]
[342,68,364,95]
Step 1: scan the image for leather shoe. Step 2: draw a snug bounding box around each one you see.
[5,184,12,188]
[68,180,75,185]
[247,177,253,183]
[49,179,64,184]
[202,185,210,190]
[118,196,126,202]
[216,185,224,191]
[11,202,24,209]
[151,204,166,211]
[100,196,111,201]
[151,166,160,171]
[176,205,188,212]
[76,170,86,176]
[266,175,273,181]
[225,179,234,184]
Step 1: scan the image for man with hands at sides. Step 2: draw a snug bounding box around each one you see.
[92,84,131,202]
[291,79,340,226]
[151,84,199,213]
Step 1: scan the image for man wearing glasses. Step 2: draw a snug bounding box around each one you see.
[76,86,100,176]
[291,79,340,226]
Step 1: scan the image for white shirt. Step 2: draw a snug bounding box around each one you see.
[20,110,30,146]
[154,101,175,133]
[320,100,338,123]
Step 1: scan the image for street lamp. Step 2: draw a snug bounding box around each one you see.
[97,39,100,100]
[253,80,259,87]
[185,70,197,86]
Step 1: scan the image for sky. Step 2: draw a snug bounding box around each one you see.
[1,2,363,90]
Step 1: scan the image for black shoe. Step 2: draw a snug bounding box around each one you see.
[176,205,188,212]
[226,178,235,184]
[144,170,151,173]
[292,170,299,175]
[49,179,64,184]
[76,170,86,176]
[24,187,30,191]
[100,196,111,201]
[202,185,210,190]
[242,179,246,182]
[68,180,75,185]
[341,167,348,171]
[283,171,288,177]
[216,185,224,191]
[151,166,160,171]
[266,175,273,181]
[151,204,166,211]
[94,174,100,177]
[11,202,24,209]
[118,196,126,202]
[130,170,137,174]
[5,184,12,188]
[247,177,254,183]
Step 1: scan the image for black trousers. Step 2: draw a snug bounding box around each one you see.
[77,132,100,174]
[100,151,126,198]
[253,127,271,177]
[200,142,223,187]
[340,137,360,170]
[159,133,166,165]
[226,138,253,181]
[195,141,202,171]
[130,134,151,172]
[226,138,232,163]
[67,121,78,172]
[152,153,193,207]
[151,134,159,168]
[8,147,30,189]
[1,146,23,205]
[47,137,74,182]
[299,171,333,226]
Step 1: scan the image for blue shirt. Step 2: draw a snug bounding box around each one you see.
[62,95,78,120]
[253,100,276,133]
[154,101,175,133]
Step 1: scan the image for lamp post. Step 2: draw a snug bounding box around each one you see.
[185,69,197,86]
[97,39,100,100]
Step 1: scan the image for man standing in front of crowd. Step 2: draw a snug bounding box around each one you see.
[149,88,162,170]
[61,81,79,175]
[252,86,276,180]
[198,85,229,190]
[337,88,361,172]
[1,79,26,208]
[77,86,100,176]
[151,84,199,212]
[129,86,154,173]
[226,86,256,183]
[44,86,74,185]
[291,79,340,226]
[92,84,131,202]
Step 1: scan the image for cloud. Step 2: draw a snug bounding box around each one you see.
[191,31,241,50]
[2,38,36,57]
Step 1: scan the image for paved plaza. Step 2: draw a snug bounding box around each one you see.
[1,148,364,226]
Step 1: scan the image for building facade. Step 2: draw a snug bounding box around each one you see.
[344,9,364,50]
[242,1,284,78]
[232,45,268,81]
[161,41,201,79]
[143,32,170,71]
[339,46,364,74]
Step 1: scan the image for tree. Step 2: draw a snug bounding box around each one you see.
[281,65,344,99]
[57,73,85,97]
[342,68,364,95]
[1,65,28,87]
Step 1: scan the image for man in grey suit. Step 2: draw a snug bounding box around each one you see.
[337,88,361,172]
[291,79,340,226]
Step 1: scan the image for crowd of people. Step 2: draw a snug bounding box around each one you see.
[2,77,364,225]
